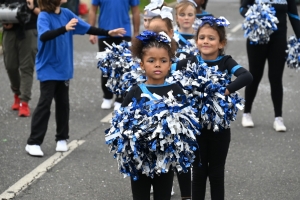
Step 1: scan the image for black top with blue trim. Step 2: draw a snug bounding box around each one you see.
[240,0,300,38]
[173,55,253,93]
[122,83,184,107]
[175,31,196,58]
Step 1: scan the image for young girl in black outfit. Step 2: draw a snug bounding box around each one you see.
[240,0,300,131]
[174,16,253,200]
[122,31,190,200]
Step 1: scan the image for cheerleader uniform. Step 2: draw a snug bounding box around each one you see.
[122,82,185,200]
[240,0,300,119]
[174,55,252,200]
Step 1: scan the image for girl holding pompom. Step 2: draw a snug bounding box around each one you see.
[106,30,200,200]
[240,0,300,131]
[174,16,253,199]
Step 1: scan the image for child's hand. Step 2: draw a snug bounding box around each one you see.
[2,23,13,29]
[108,28,126,37]
[224,89,230,96]
[65,18,78,31]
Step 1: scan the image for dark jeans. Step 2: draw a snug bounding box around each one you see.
[131,170,174,200]
[192,128,231,200]
[27,81,70,145]
[98,37,131,103]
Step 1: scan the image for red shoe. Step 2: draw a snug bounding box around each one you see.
[11,94,20,110]
[19,102,30,117]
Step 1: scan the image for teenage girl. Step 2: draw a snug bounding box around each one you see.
[174,16,253,199]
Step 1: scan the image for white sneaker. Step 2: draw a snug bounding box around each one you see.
[101,98,113,109]
[56,140,68,152]
[273,117,287,132]
[242,113,254,127]
[25,144,44,157]
[114,102,122,111]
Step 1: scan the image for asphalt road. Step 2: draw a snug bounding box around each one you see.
[0,0,300,199]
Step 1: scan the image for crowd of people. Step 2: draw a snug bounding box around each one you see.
[1,0,300,199]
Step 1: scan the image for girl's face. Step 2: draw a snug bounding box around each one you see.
[61,0,67,4]
[176,5,196,30]
[148,19,174,38]
[140,47,171,85]
[144,11,152,29]
[194,0,205,6]
[196,25,225,60]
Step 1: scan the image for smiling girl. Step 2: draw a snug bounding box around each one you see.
[174,16,253,199]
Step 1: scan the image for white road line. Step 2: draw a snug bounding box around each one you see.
[231,24,242,33]
[0,140,85,200]
[100,112,113,123]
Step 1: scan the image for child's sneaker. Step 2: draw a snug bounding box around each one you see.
[101,98,113,109]
[56,140,68,152]
[25,144,44,157]
[19,102,30,117]
[273,117,287,132]
[12,94,20,110]
[114,102,122,111]
[241,113,254,127]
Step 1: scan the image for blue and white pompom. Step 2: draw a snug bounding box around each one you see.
[105,91,200,180]
[242,1,278,44]
[286,35,300,70]
[173,33,198,58]
[166,62,244,132]
[97,41,146,96]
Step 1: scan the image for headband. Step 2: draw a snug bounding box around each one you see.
[176,0,197,7]
[136,30,171,46]
[199,16,230,27]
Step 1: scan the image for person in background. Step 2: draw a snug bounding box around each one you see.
[1,0,40,117]
[88,0,140,110]
[25,0,125,157]
[240,0,300,132]
[194,0,212,18]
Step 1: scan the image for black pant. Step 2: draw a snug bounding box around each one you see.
[98,37,131,103]
[175,168,191,199]
[131,170,174,200]
[244,36,287,117]
[27,81,70,145]
[192,128,231,200]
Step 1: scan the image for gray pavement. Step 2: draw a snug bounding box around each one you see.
[1,0,300,199]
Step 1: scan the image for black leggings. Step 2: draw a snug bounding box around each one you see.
[131,170,174,200]
[98,37,131,103]
[192,128,231,200]
[244,37,287,117]
[175,168,191,199]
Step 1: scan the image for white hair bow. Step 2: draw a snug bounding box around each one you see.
[177,0,197,7]
[144,6,174,21]
[144,0,164,11]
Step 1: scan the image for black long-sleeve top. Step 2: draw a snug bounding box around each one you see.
[173,55,253,93]
[122,83,184,107]
[40,26,109,42]
[240,0,300,38]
